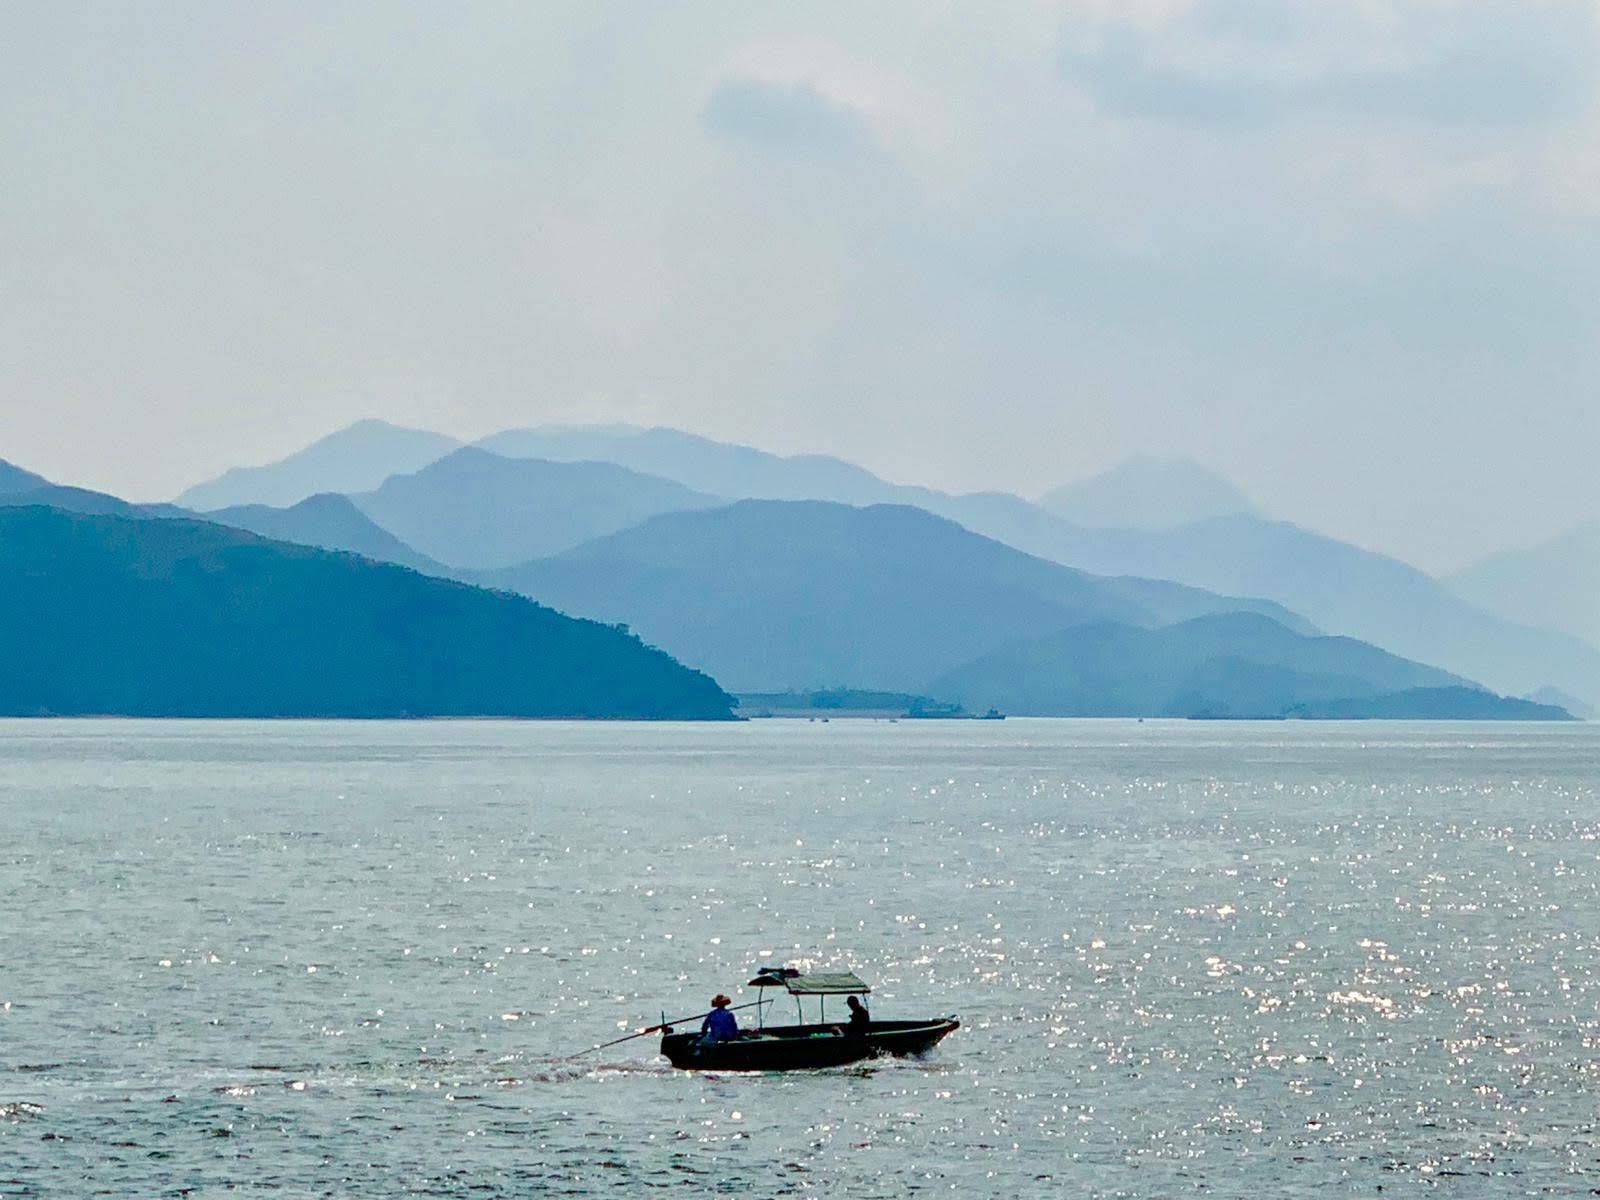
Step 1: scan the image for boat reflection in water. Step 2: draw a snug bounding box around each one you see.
[659,967,959,1072]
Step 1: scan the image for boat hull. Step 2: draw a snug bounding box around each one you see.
[660,1018,959,1072]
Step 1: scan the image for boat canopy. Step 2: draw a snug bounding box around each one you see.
[748,966,870,995]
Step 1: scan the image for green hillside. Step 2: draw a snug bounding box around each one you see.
[0,506,733,719]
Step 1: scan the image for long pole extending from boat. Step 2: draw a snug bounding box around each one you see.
[565,1000,765,1059]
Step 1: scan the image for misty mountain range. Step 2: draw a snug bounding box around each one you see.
[0,417,1589,720]
[928,612,1550,720]
[1447,522,1600,662]
[478,499,1312,694]
[349,447,721,569]
[205,494,449,576]
[174,420,463,511]
[1037,456,1258,529]
[173,419,1600,705]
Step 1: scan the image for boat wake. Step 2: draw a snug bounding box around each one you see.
[519,1058,681,1084]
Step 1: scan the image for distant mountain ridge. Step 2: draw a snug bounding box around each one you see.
[929,611,1473,718]
[0,464,191,523]
[476,425,907,506]
[998,514,1600,707]
[177,419,461,510]
[2,482,151,518]
[165,421,1600,707]
[1,459,450,576]
[482,501,1420,707]
[483,499,1152,692]
[0,506,733,719]
[1447,521,1600,654]
[1038,456,1256,529]
[0,444,1570,722]
[349,447,723,569]
[1524,686,1595,720]
[206,493,449,575]
[0,458,52,495]
[471,425,1600,705]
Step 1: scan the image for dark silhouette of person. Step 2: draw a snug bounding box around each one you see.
[846,995,870,1040]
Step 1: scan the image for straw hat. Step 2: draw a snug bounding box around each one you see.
[711,994,732,1008]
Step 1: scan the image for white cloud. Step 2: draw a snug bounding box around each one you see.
[1059,0,1597,125]
[706,38,951,159]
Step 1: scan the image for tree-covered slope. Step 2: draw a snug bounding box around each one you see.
[0,507,733,719]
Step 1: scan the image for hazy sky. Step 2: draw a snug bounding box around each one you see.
[4,1,1598,571]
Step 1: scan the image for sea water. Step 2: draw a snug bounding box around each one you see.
[1,718,1597,1196]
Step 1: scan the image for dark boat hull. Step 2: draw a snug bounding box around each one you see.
[660,1018,959,1072]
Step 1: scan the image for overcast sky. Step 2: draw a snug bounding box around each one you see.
[3,1,1598,570]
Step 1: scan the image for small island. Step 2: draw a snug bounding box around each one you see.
[737,689,972,719]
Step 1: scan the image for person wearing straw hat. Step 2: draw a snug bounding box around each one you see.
[699,995,739,1044]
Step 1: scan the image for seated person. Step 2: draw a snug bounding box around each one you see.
[846,995,870,1039]
[700,994,739,1043]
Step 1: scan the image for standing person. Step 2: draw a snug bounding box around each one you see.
[700,995,739,1044]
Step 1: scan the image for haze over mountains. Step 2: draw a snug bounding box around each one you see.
[928,612,1566,720]
[999,515,1600,707]
[477,425,919,508]
[474,498,1549,719]
[0,460,51,495]
[1,456,443,573]
[206,494,449,576]
[348,448,721,570]
[175,420,462,511]
[1,458,191,522]
[1037,456,1257,529]
[479,500,1312,694]
[1448,522,1600,656]
[172,419,1600,710]
[0,414,1584,721]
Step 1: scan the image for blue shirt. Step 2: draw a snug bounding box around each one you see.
[701,1007,738,1042]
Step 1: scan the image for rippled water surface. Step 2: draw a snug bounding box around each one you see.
[3,718,1599,1196]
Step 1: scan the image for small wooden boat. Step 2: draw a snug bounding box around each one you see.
[659,968,959,1072]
